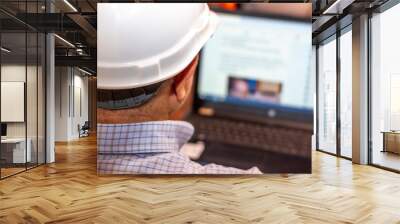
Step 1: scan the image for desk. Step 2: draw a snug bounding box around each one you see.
[1,138,31,163]
[382,131,400,154]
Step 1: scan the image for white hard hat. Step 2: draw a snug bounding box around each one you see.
[97,3,219,90]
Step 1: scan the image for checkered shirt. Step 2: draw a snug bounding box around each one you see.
[97,120,262,174]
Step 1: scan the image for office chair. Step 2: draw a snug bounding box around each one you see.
[79,121,90,138]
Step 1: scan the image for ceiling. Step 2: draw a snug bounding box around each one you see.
[312,0,392,43]
[1,0,394,72]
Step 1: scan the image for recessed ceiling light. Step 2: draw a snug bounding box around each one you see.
[323,0,355,15]
[78,67,93,76]
[54,34,75,48]
[63,0,78,12]
[1,47,11,53]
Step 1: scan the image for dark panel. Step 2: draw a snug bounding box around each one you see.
[16,13,82,32]
[55,55,96,71]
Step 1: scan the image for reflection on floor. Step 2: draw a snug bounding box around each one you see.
[0,136,400,223]
[0,167,25,177]
[373,150,400,171]
[341,147,352,158]
[0,162,41,178]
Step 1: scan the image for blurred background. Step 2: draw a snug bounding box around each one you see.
[2,0,400,177]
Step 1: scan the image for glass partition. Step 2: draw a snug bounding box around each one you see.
[317,36,337,154]
[27,30,38,169]
[0,1,46,179]
[339,28,352,158]
[370,3,400,171]
[38,32,46,165]
[1,31,28,177]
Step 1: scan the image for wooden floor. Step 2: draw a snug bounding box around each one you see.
[1,136,400,224]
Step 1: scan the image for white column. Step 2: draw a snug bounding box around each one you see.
[46,32,55,163]
[352,14,369,164]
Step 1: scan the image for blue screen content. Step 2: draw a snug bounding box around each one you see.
[198,12,313,113]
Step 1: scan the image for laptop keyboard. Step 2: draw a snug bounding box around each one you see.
[187,116,311,158]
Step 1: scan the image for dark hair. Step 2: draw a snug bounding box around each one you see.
[97,81,163,110]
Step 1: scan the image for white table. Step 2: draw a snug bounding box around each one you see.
[1,138,31,163]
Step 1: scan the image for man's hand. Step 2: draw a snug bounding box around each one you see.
[180,141,205,160]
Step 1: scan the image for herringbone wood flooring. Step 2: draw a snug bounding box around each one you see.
[1,135,400,224]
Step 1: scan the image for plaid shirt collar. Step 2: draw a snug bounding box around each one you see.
[97,120,194,155]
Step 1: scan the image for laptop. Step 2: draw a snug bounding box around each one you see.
[186,9,313,173]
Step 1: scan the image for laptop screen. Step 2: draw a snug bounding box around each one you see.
[197,12,313,117]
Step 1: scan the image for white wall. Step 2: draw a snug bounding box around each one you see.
[55,67,89,141]
[71,73,89,138]
[1,65,34,138]
[1,82,25,122]
[55,66,70,141]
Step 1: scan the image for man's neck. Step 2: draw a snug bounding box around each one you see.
[97,107,170,124]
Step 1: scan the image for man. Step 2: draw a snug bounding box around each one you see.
[97,3,261,174]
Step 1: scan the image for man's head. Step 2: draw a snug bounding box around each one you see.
[97,3,218,123]
[98,55,199,123]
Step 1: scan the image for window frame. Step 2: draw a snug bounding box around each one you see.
[315,24,352,160]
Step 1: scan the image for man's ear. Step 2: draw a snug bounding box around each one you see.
[173,55,199,102]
